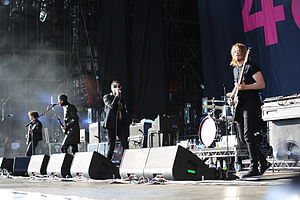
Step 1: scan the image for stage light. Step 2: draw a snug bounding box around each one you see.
[39,9,47,22]
[39,1,48,22]
[2,0,10,6]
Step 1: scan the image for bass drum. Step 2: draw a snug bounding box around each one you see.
[199,116,226,147]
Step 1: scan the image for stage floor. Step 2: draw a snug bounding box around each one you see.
[0,171,299,200]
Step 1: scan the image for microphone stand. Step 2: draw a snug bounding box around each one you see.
[39,104,58,118]
[113,91,121,160]
[223,84,230,178]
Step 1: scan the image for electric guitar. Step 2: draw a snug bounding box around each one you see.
[231,48,251,121]
[25,123,37,145]
[57,117,67,135]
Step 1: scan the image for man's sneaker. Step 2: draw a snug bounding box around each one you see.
[260,161,272,175]
[241,169,260,178]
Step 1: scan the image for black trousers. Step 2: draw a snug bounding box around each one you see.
[61,143,78,154]
[106,126,129,160]
[25,140,39,157]
[235,98,267,169]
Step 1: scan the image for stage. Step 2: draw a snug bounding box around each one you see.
[0,171,299,200]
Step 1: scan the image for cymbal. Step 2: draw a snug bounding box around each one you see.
[226,92,232,97]
[204,99,224,103]
[202,105,223,110]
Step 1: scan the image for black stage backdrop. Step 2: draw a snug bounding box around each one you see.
[198,0,300,98]
[98,0,167,119]
[131,0,167,119]
[98,0,130,100]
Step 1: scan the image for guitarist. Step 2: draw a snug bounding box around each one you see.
[25,111,43,157]
[228,43,271,178]
[58,94,80,155]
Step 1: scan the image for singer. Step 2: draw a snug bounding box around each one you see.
[103,80,130,160]
[58,94,80,154]
[25,111,43,157]
[227,43,270,178]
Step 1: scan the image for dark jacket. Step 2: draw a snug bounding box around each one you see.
[63,104,80,145]
[28,119,43,142]
[103,93,129,129]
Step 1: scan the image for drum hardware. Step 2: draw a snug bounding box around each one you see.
[202,105,223,110]
[226,92,232,97]
[220,105,233,121]
[204,99,225,103]
[202,98,226,120]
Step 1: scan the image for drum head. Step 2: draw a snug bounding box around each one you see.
[199,117,217,146]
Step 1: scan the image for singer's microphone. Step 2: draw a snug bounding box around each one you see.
[50,103,58,107]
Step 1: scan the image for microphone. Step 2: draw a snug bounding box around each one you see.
[6,114,13,117]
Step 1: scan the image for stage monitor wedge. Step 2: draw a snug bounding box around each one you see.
[27,154,50,176]
[13,157,31,176]
[47,153,73,178]
[70,151,119,180]
[144,146,215,180]
[120,146,215,180]
[119,148,150,178]
[0,157,14,173]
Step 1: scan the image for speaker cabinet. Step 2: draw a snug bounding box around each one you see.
[70,151,119,180]
[120,146,215,180]
[13,157,31,176]
[27,154,50,176]
[47,153,73,178]
[129,121,152,148]
[89,122,107,144]
[268,119,300,159]
[120,148,150,178]
[145,146,214,180]
[0,157,13,173]
[269,119,300,150]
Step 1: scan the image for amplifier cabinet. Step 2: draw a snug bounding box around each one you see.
[262,94,300,121]
[268,118,300,153]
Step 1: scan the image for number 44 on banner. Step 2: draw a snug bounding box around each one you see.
[242,0,300,46]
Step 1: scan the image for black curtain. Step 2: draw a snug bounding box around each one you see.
[131,0,167,120]
[98,0,167,120]
[198,0,300,98]
[98,0,130,103]
[198,0,246,98]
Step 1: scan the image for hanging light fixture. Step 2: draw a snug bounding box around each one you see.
[2,0,10,6]
[39,1,48,22]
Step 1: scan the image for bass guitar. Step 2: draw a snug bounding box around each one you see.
[231,47,251,121]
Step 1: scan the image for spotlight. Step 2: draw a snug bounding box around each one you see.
[39,9,47,22]
[2,0,10,6]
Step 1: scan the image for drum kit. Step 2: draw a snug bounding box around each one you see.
[199,96,235,147]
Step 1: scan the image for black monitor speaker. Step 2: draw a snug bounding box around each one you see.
[70,151,120,180]
[120,146,215,180]
[13,157,31,176]
[46,153,73,178]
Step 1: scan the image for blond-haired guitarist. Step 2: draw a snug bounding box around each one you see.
[228,43,270,178]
